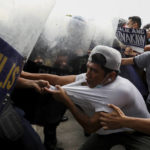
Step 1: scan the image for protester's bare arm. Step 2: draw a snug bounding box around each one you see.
[100,104,150,135]
[44,86,102,133]
[16,77,50,93]
[21,71,76,86]
[121,57,134,65]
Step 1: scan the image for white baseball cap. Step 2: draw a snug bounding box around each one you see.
[88,45,121,71]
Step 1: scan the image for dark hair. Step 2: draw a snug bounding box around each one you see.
[143,24,150,30]
[91,53,114,75]
[128,16,142,28]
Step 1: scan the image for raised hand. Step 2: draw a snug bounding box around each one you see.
[99,104,125,130]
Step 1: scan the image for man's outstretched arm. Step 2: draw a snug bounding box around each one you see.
[21,71,76,86]
[121,57,134,65]
[16,77,50,93]
[44,85,102,133]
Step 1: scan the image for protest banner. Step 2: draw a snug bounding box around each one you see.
[116,26,146,53]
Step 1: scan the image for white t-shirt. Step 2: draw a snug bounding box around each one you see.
[62,73,150,135]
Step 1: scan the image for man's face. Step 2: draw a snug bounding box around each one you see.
[86,61,105,88]
[146,28,150,38]
[126,19,138,29]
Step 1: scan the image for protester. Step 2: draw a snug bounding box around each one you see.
[125,16,141,29]
[122,16,142,56]
[115,16,149,99]
[113,16,142,56]
[22,45,150,150]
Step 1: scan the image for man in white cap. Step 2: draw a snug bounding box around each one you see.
[22,45,150,150]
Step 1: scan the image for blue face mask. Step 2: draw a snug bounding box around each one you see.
[96,84,103,88]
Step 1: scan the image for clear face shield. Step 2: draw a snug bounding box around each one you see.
[0,0,55,101]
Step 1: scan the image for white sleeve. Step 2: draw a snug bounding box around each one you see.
[75,73,86,81]
[94,104,113,113]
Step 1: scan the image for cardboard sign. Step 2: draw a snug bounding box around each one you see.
[116,27,147,53]
[0,38,24,102]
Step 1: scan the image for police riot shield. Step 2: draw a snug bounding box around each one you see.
[0,0,55,102]
[29,14,96,74]
[28,11,117,75]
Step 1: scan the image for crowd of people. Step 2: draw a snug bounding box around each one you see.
[1,14,150,150]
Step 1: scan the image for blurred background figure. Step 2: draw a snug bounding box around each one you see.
[114,16,149,101]
[53,51,71,71]
[34,55,44,65]
[143,23,150,51]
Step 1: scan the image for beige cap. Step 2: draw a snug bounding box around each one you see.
[88,45,121,71]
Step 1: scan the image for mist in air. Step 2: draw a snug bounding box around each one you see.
[28,0,149,72]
